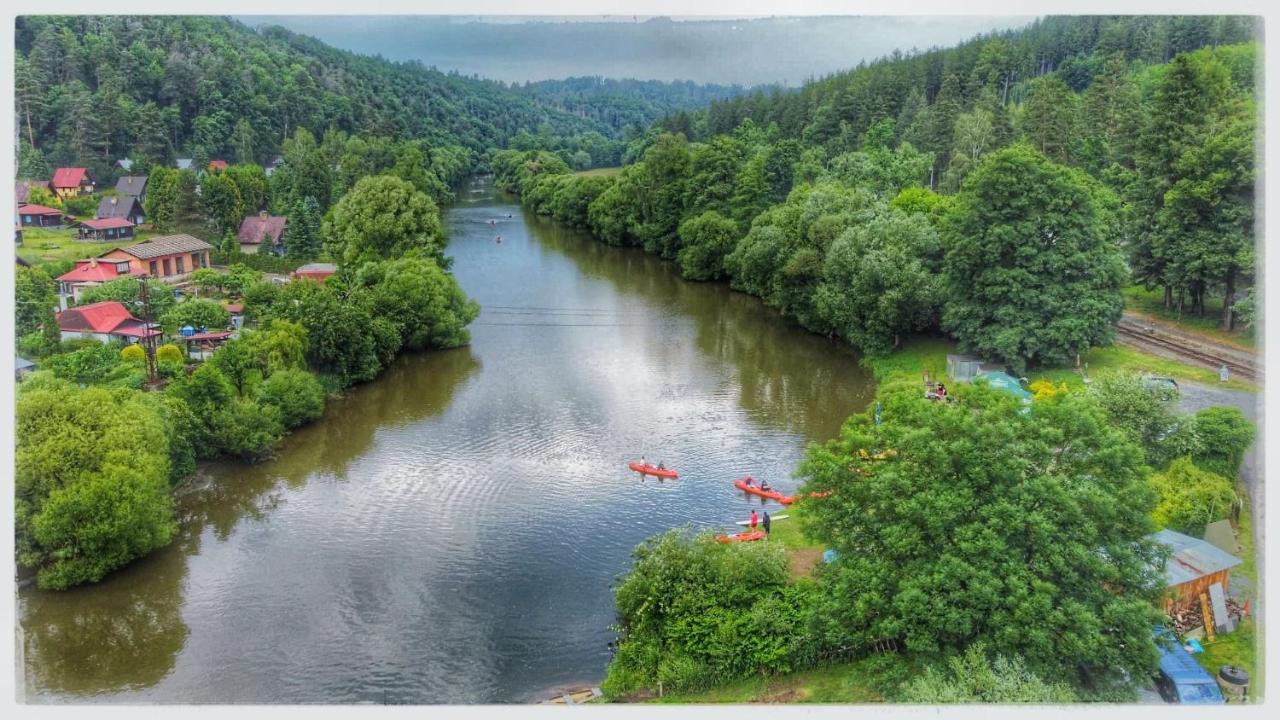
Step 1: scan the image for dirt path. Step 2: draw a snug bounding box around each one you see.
[1176,381,1263,615]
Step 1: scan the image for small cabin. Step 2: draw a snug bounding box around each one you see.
[1152,529,1242,613]
[78,217,136,242]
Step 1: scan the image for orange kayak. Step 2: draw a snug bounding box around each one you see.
[734,477,794,505]
[716,531,766,543]
[629,462,678,478]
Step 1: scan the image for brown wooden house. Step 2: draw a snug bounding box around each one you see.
[1151,529,1243,613]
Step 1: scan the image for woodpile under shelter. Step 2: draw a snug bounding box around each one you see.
[1151,529,1242,613]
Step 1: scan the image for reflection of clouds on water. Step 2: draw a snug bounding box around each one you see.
[20,180,879,704]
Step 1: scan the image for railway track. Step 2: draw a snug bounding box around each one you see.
[1114,318,1261,383]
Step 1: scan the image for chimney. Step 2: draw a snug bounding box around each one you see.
[89,257,98,268]
[259,210,269,221]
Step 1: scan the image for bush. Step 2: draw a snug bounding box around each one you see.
[1192,406,1255,479]
[899,644,1077,703]
[257,368,327,429]
[62,195,96,217]
[16,383,176,589]
[156,344,184,364]
[161,299,231,332]
[602,528,821,697]
[120,344,145,363]
[1150,458,1240,533]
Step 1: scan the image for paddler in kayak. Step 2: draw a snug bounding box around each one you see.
[760,479,772,492]
[657,461,666,470]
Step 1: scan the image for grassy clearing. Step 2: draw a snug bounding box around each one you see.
[1195,618,1258,700]
[866,336,1256,393]
[1125,285,1256,350]
[19,222,216,269]
[17,227,108,266]
[574,166,622,177]
[765,501,826,579]
[644,654,901,703]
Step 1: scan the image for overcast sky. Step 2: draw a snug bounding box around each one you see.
[238,15,1036,86]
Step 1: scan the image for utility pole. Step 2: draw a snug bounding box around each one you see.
[137,278,159,386]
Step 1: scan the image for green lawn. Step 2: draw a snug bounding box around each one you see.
[1125,285,1256,350]
[866,336,1256,393]
[574,166,623,177]
[643,655,902,703]
[19,222,216,269]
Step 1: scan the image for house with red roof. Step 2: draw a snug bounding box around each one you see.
[208,159,229,172]
[51,167,94,199]
[55,256,147,306]
[236,211,288,254]
[291,262,337,283]
[18,203,67,228]
[77,217,136,242]
[56,301,160,344]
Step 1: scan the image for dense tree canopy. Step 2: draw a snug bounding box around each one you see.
[16,382,176,589]
[797,380,1165,690]
[942,145,1126,372]
[323,175,445,267]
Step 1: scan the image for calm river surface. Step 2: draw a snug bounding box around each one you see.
[19,177,875,703]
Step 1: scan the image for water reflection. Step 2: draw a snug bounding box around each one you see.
[525,213,873,441]
[21,533,190,698]
[20,347,479,701]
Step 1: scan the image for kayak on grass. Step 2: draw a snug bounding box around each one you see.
[716,531,766,543]
[629,462,678,478]
[734,477,795,505]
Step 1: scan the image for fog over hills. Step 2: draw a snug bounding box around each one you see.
[240,15,1035,86]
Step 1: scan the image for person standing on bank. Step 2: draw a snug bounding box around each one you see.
[762,511,771,535]
[749,509,759,531]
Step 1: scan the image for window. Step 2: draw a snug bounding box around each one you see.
[116,262,130,274]
[22,215,31,223]
[176,257,185,274]
[149,261,158,276]
[193,253,203,269]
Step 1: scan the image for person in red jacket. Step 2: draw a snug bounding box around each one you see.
[749,509,759,531]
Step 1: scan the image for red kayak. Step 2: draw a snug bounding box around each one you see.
[734,477,795,505]
[716,531,766,543]
[629,462,678,478]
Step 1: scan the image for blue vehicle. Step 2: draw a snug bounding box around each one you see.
[1152,627,1225,704]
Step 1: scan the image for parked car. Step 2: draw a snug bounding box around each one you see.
[1142,375,1180,401]
[1152,627,1225,705]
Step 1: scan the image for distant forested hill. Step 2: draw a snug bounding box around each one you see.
[13,16,737,177]
[514,77,753,138]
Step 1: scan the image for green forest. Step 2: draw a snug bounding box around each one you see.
[496,15,1258,372]
[14,15,742,180]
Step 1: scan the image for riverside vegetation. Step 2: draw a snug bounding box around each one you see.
[12,12,1260,703]
[491,14,1259,701]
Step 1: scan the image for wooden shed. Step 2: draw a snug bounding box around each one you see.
[1151,529,1242,613]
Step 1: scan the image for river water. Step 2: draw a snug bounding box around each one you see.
[18,177,875,704]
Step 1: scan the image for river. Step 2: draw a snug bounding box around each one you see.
[18,177,875,704]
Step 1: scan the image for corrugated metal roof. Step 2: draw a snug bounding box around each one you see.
[1152,529,1242,587]
[107,234,213,260]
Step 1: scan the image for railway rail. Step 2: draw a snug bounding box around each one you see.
[1114,318,1260,383]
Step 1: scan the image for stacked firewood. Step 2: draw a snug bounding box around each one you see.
[1167,598,1246,635]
